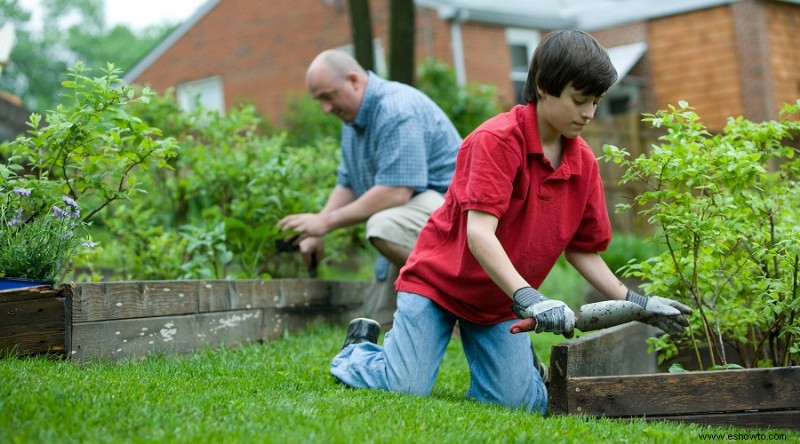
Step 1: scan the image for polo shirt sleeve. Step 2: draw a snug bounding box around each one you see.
[373,114,428,190]
[568,165,612,252]
[455,131,521,218]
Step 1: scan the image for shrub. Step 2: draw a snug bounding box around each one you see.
[0,62,177,282]
[88,92,361,280]
[415,60,500,137]
[604,100,800,369]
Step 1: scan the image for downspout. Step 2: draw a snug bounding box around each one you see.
[439,6,467,86]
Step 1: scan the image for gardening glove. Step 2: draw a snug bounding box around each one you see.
[626,290,692,335]
[512,287,575,338]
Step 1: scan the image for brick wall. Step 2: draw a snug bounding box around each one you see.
[132,0,461,124]
[767,2,800,116]
[460,23,515,107]
[648,5,743,130]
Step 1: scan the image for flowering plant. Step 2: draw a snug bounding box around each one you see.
[0,187,93,282]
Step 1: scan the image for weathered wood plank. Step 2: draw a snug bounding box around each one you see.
[549,322,660,414]
[0,284,68,303]
[0,297,66,355]
[71,280,368,323]
[564,366,800,417]
[330,281,370,307]
[642,410,800,431]
[72,281,201,322]
[69,309,262,362]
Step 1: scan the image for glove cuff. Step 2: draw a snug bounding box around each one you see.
[626,290,649,309]
[512,286,546,307]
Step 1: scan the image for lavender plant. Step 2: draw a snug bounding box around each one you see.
[0,188,92,282]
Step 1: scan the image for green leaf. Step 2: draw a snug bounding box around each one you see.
[668,363,688,373]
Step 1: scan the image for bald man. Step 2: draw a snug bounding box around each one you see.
[278,50,461,328]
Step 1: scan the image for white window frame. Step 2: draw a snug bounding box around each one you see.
[505,29,540,103]
[176,76,225,115]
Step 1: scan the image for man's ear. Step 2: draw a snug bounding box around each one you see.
[347,71,366,91]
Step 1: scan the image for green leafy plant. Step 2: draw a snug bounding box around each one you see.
[604,100,800,369]
[0,188,91,281]
[416,60,500,137]
[0,62,178,282]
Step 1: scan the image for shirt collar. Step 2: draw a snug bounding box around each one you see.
[349,71,381,134]
[520,103,584,177]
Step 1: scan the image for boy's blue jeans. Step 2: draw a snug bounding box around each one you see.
[330,291,548,414]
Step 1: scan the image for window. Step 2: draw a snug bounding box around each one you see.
[505,29,540,104]
[176,76,225,115]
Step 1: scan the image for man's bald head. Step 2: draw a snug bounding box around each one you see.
[305,50,369,123]
[306,50,367,83]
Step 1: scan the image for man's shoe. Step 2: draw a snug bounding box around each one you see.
[531,344,550,385]
[341,318,381,350]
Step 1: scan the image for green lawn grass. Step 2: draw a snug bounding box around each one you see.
[2,322,795,444]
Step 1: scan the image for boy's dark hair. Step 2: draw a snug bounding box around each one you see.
[522,30,618,103]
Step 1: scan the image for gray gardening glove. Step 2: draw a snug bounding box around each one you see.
[512,286,575,338]
[626,290,693,335]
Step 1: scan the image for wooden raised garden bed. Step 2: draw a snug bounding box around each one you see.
[548,322,800,430]
[2,279,368,362]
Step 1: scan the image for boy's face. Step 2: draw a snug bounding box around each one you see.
[538,83,603,139]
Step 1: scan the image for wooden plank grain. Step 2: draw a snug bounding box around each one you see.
[70,309,263,362]
[643,410,800,431]
[566,366,800,417]
[549,322,659,414]
[0,297,66,355]
[72,281,200,322]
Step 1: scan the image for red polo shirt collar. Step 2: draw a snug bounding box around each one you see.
[519,103,584,180]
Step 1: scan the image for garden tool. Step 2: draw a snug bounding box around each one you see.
[275,235,318,278]
[573,299,648,332]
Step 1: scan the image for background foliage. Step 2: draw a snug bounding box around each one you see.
[0,0,175,113]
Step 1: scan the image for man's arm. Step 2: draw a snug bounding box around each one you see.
[278,185,412,239]
[323,185,413,231]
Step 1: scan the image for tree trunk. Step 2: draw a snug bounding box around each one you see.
[389,0,415,86]
[348,0,374,71]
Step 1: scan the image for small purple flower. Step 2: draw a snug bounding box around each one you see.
[82,241,98,248]
[62,196,79,210]
[13,187,31,197]
[6,209,22,227]
[52,206,68,219]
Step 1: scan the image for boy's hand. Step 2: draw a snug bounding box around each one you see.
[626,290,692,335]
[511,287,575,337]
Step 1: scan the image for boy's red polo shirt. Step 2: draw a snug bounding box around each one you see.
[396,103,611,325]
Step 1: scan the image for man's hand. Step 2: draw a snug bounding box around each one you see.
[298,236,323,270]
[277,213,331,239]
[510,287,575,337]
[626,290,692,335]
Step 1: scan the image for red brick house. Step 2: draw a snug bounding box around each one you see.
[124,0,800,131]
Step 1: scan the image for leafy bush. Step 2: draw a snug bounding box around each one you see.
[604,100,800,369]
[0,62,178,282]
[601,233,666,275]
[416,60,500,137]
[86,91,363,280]
[281,92,341,147]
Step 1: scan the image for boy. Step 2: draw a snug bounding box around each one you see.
[330,30,690,413]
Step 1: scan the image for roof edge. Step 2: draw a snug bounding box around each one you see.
[123,0,221,85]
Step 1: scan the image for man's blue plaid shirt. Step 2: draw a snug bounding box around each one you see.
[337,72,461,198]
